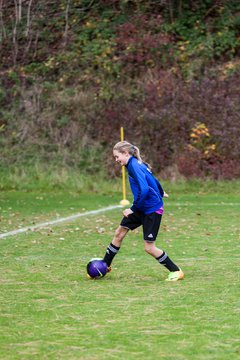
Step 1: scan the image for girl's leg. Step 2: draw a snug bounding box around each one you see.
[144,241,163,258]
[103,226,128,267]
[144,241,182,273]
[112,226,129,248]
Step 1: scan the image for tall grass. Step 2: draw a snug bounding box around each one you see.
[0,165,120,194]
[1,164,239,195]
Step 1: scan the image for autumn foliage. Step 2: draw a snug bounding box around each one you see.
[0,1,240,179]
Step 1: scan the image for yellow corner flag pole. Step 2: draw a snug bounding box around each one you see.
[120,127,130,207]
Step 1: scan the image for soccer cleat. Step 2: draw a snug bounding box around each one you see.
[165,269,184,281]
[107,265,112,273]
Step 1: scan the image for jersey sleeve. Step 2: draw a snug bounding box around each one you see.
[129,162,149,212]
[155,178,164,197]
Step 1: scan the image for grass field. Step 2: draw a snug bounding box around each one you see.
[0,185,240,359]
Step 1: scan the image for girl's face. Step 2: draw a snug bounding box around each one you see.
[113,150,130,166]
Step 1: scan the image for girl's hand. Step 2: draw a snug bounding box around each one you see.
[123,208,133,217]
[163,191,169,198]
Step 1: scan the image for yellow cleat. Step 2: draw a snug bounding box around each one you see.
[165,269,184,281]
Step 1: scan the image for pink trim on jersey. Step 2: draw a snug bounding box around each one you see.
[155,205,164,215]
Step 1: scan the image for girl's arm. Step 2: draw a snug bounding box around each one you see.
[123,208,133,217]
[129,163,149,212]
[155,178,164,197]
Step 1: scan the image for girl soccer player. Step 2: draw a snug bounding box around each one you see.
[103,141,184,281]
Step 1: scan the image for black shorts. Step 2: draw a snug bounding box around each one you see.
[120,211,162,242]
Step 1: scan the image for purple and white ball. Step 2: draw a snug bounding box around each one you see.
[87,258,108,279]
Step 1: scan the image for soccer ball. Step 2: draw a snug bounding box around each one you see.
[86,258,108,279]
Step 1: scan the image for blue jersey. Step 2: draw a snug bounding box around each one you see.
[126,156,164,215]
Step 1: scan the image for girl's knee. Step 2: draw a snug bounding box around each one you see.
[144,242,164,258]
[144,242,155,255]
[113,226,128,246]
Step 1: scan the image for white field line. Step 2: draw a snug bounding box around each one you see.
[0,204,122,239]
[168,202,240,207]
[1,201,239,240]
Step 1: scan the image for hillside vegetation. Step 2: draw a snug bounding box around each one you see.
[0,0,240,181]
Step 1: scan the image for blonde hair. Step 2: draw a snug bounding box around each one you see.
[113,141,152,169]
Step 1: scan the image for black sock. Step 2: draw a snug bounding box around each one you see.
[156,251,180,272]
[103,243,120,267]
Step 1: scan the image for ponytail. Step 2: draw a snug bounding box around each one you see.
[113,141,152,170]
